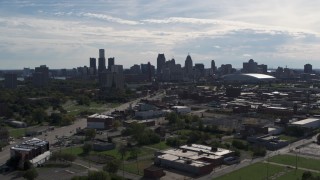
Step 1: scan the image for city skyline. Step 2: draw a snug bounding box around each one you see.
[1,0,320,69]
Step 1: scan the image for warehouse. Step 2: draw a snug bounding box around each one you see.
[87,114,114,130]
[290,118,320,129]
[172,106,191,114]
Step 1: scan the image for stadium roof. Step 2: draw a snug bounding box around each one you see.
[222,73,275,83]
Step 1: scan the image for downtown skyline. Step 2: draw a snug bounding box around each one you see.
[1,0,320,69]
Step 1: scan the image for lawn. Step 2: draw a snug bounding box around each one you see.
[215,163,284,180]
[61,146,83,156]
[97,147,155,160]
[9,128,26,138]
[215,162,320,180]
[278,135,298,142]
[147,141,170,150]
[61,146,155,160]
[62,101,119,116]
[268,154,320,171]
[120,159,153,175]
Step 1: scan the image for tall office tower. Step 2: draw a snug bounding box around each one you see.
[157,54,166,75]
[184,54,193,75]
[90,58,97,75]
[99,49,105,59]
[98,49,106,73]
[108,57,115,70]
[211,60,216,72]
[304,63,312,73]
[33,65,49,87]
[4,73,17,89]
[243,59,258,73]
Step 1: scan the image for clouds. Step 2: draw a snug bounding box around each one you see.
[0,0,320,69]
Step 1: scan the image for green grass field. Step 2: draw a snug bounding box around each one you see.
[268,154,320,171]
[62,101,119,116]
[9,128,26,138]
[215,162,320,180]
[147,141,170,150]
[61,146,155,160]
[278,135,298,142]
[120,159,153,175]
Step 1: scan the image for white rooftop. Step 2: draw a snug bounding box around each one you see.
[244,73,276,79]
[291,118,320,125]
[88,114,114,119]
[180,144,233,157]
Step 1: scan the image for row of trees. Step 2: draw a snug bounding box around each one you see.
[122,122,160,145]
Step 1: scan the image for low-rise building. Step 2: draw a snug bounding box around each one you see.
[290,118,320,129]
[154,144,234,175]
[10,138,50,168]
[172,106,191,114]
[87,114,114,130]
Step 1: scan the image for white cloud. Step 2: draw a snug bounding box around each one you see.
[80,12,140,25]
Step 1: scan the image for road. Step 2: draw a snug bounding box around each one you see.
[0,91,164,166]
[197,135,318,180]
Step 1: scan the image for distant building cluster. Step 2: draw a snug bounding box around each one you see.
[0,49,318,89]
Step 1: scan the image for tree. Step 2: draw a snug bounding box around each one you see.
[50,113,62,125]
[166,112,179,124]
[23,168,38,180]
[103,159,120,173]
[85,129,96,140]
[77,96,90,106]
[302,171,313,180]
[82,143,93,155]
[118,145,128,178]
[112,120,121,130]
[32,108,48,124]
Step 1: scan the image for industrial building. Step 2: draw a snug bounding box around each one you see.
[10,138,50,168]
[222,73,276,83]
[172,106,191,114]
[290,118,320,129]
[154,144,234,175]
[87,114,114,130]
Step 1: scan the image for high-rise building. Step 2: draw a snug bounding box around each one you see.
[4,73,17,89]
[304,64,312,73]
[129,64,141,74]
[108,57,115,70]
[184,55,193,75]
[99,49,105,59]
[98,49,106,73]
[211,60,216,73]
[243,59,258,73]
[90,58,96,75]
[33,65,49,87]
[157,54,166,75]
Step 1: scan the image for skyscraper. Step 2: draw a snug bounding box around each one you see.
[108,57,115,70]
[157,54,166,75]
[98,49,106,73]
[33,65,49,87]
[211,60,216,72]
[184,54,193,75]
[304,64,312,73]
[89,58,96,75]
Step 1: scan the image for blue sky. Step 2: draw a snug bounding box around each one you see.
[1,0,320,69]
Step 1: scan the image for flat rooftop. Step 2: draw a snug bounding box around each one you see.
[157,154,210,167]
[291,118,320,125]
[162,149,221,161]
[11,138,48,151]
[180,144,233,157]
[88,114,114,119]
